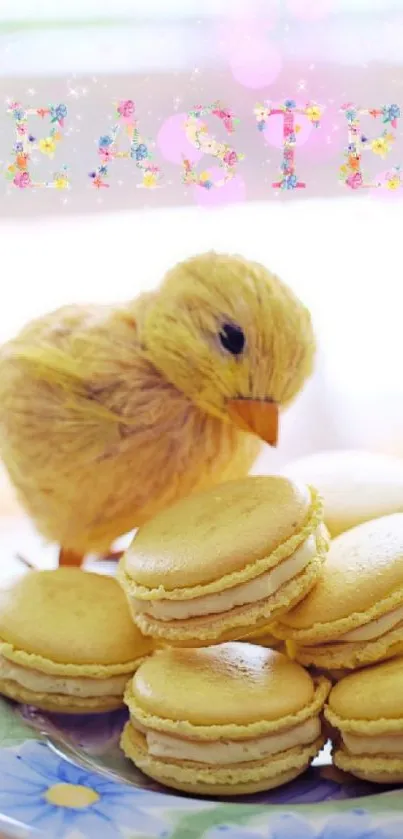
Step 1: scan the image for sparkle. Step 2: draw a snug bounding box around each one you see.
[27,88,36,96]
[68,88,80,99]
[297,79,307,91]
[173,96,182,111]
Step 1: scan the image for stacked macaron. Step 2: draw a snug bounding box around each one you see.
[0,568,153,713]
[272,514,403,673]
[325,657,403,783]
[118,476,328,646]
[121,643,330,796]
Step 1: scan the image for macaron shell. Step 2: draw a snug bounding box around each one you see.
[132,645,315,726]
[283,450,403,537]
[333,747,403,784]
[328,656,403,724]
[125,671,331,742]
[120,723,324,796]
[0,677,124,714]
[277,515,403,638]
[132,552,324,645]
[0,569,153,668]
[124,476,312,591]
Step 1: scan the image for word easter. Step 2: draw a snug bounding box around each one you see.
[5,98,403,193]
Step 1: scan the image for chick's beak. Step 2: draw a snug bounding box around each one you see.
[227,398,279,447]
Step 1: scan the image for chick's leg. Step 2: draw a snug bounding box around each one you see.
[58,548,124,566]
[59,548,84,567]
[99,550,124,562]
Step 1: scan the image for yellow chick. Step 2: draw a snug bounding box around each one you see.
[0,252,315,565]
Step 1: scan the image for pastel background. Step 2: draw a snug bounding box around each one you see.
[0,0,403,513]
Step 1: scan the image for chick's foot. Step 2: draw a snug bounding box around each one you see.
[59,548,85,567]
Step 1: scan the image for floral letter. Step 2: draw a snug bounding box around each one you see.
[89,100,162,189]
[339,103,401,190]
[254,99,322,190]
[6,102,69,190]
[182,101,243,189]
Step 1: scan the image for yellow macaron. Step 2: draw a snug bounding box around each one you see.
[0,568,154,713]
[273,513,403,671]
[121,643,330,796]
[283,449,403,537]
[118,476,328,646]
[325,657,403,783]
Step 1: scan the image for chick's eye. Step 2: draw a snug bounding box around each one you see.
[219,323,245,356]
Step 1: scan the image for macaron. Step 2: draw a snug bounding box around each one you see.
[120,643,330,795]
[325,657,403,783]
[282,449,403,537]
[118,476,328,646]
[0,568,153,713]
[272,513,403,671]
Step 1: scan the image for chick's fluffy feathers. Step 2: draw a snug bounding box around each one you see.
[0,252,315,555]
[0,298,259,553]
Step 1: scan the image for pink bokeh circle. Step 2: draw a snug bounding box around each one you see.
[287,0,334,20]
[262,111,313,149]
[229,37,282,89]
[192,167,246,207]
[217,13,278,60]
[157,113,203,165]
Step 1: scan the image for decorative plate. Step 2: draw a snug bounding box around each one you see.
[0,516,402,839]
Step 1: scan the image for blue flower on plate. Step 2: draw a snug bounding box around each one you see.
[13,108,25,122]
[257,120,266,131]
[205,810,403,839]
[284,99,296,109]
[0,740,169,839]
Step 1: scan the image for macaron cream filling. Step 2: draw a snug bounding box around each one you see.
[337,604,403,642]
[341,731,403,755]
[131,529,321,622]
[0,654,130,698]
[131,715,321,765]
